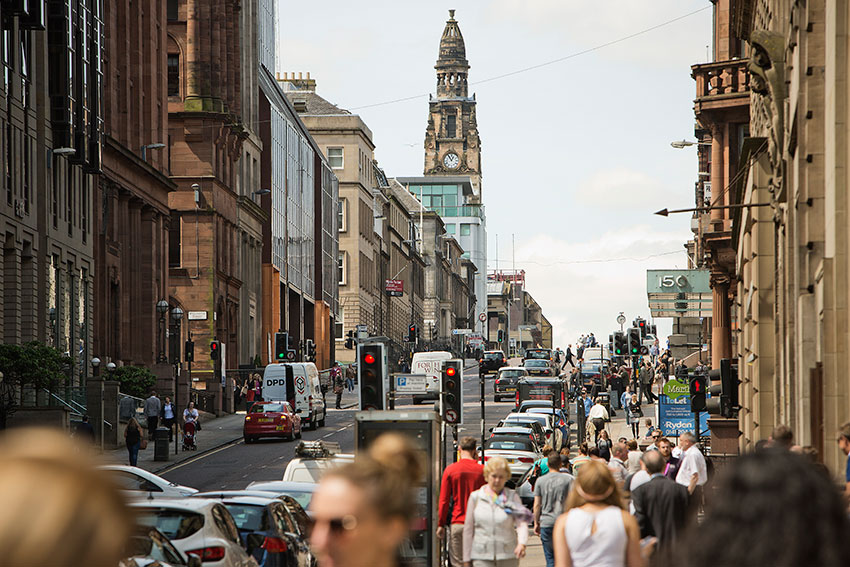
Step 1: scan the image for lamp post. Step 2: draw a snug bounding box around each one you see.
[141,143,166,163]
[170,306,184,455]
[157,299,169,362]
[91,357,103,449]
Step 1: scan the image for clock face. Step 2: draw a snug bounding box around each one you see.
[443,152,460,169]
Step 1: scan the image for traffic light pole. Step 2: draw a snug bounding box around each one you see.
[480,366,486,465]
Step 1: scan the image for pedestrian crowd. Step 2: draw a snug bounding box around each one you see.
[435,420,850,567]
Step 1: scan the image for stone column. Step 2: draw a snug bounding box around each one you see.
[711,273,732,368]
[710,124,725,228]
[185,0,201,104]
[103,380,120,448]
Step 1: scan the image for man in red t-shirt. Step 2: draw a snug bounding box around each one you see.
[437,436,485,567]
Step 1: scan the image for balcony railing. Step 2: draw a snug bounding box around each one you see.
[429,205,485,219]
[692,59,750,99]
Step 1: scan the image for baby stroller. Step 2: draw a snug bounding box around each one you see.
[182,421,197,451]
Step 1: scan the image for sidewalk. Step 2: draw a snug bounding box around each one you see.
[105,387,361,474]
[522,535,544,567]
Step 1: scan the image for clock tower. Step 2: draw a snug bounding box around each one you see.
[424,10,482,202]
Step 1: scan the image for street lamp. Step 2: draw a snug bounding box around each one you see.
[157,299,170,363]
[252,189,271,196]
[91,357,101,379]
[141,143,166,162]
[170,307,184,454]
[670,140,712,149]
[91,357,103,449]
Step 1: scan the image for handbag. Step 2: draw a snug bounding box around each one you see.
[196,420,202,431]
[140,438,148,450]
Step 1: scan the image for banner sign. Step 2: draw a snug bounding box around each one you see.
[385,279,404,296]
[658,382,709,437]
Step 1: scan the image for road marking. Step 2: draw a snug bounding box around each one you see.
[160,439,243,473]
[322,423,352,439]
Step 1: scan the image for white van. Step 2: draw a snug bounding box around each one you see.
[262,362,326,429]
[410,351,453,404]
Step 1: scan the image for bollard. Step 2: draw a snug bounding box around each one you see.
[154,427,170,461]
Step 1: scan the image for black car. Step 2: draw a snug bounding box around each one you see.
[215,496,314,567]
[515,378,567,410]
[523,359,555,377]
[479,350,507,375]
[494,367,528,401]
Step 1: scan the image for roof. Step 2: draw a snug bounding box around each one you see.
[129,498,216,511]
[395,176,475,196]
[198,496,279,507]
[246,481,318,492]
[286,91,352,116]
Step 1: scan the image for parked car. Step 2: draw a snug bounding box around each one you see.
[522,359,555,377]
[282,441,354,482]
[494,367,528,401]
[99,465,198,500]
[526,407,572,450]
[195,495,314,567]
[483,435,541,480]
[131,499,258,567]
[498,415,551,447]
[479,350,507,376]
[122,526,200,567]
[244,481,317,511]
[244,401,302,443]
[195,490,313,534]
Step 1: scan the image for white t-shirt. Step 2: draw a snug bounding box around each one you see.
[588,404,609,420]
[675,445,707,486]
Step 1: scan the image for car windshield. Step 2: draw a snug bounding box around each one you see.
[484,352,503,359]
[223,504,269,532]
[125,532,185,565]
[485,439,535,452]
[251,403,288,413]
[525,351,550,360]
[136,509,205,541]
[278,490,313,509]
[582,364,601,373]
[524,360,547,367]
[500,370,526,379]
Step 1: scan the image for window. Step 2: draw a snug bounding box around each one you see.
[327,147,343,169]
[168,216,181,268]
[446,114,456,138]
[167,54,179,96]
[338,253,346,285]
[337,199,346,232]
[460,224,471,236]
[445,224,456,235]
[167,0,179,20]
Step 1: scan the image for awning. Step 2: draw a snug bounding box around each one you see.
[646,269,712,318]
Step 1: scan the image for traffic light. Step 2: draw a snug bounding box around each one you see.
[185,340,194,363]
[407,324,417,343]
[305,339,316,362]
[431,326,438,341]
[286,334,297,361]
[690,374,707,412]
[614,331,626,356]
[627,328,641,355]
[706,358,739,418]
[637,319,647,339]
[608,334,614,356]
[358,343,386,411]
[650,324,657,337]
[275,332,287,361]
[441,359,463,424]
[497,329,504,343]
[210,340,220,360]
[344,330,355,350]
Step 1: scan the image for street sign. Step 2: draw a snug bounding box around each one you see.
[385,279,404,296]
[452,328,472,335]
[188,311,208,321]
[617,313,626,325]
[394,374,429,394]
[478,313,487,322]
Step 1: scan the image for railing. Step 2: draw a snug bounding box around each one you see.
[429,205,485,219]
[692,59,750,99]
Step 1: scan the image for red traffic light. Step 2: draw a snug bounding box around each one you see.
[364,353,376,364]
[446,366,457,377]
[695,381,701,392]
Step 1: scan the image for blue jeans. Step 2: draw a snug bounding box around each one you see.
[540,525,555,567]
[127,442,140,467]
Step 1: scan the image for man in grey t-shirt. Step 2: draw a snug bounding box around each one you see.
[533,453,574,567]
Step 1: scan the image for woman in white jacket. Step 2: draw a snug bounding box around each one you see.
[463,456,531,567]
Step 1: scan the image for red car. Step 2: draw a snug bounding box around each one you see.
[244,401,302,443]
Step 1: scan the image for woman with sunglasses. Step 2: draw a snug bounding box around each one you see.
[309,433,422,567]
[553,460,642,567]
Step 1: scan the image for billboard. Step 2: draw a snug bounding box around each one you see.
[658,379,709,437]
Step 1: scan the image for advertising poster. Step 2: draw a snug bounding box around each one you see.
[658,379,709,437]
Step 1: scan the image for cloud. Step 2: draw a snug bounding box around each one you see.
[573,168,673,210]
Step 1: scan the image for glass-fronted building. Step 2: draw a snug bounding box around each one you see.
[397,176,487,332]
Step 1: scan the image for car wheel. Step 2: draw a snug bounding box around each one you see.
[318,416,326,427]
[243,436,252,444]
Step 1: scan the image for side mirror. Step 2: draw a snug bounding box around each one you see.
[187,556,203,567]
[488,427,493,432]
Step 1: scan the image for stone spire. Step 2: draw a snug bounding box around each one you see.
[435,9,469,98]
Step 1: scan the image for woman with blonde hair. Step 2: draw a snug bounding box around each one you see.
[309,433,423,567]
[0,428,132,567]
[553,461,641,567]
[463,456,531,567]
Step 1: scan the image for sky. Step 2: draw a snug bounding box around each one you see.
[279,0,714,348]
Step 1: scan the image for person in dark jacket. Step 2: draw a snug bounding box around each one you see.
[124,418,142,467]
[75,415,96,442]
[631,450,689,556]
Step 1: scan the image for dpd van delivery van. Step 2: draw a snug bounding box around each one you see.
[262,362,326,429]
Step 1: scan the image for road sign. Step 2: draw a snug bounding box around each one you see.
[478,312,487,322]
[452,328,472,335]
[617,313,626,325]
[385,279,404,297]
[394,374,429,394]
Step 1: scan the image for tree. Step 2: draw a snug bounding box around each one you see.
[0,342,72,429]
[112,366,157,399]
